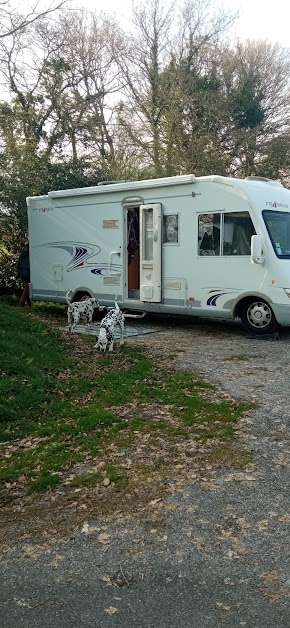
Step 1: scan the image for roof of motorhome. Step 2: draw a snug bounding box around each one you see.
[207,174,284,189]
[47,174,196,198]
[29,174,284,201]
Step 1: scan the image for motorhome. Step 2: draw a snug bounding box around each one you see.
[27,173,290,334]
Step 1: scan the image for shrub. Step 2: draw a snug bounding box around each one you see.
[0,211,25,294]
[0,247,20,293]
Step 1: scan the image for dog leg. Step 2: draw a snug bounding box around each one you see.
[71,315,78,333]
[68,314,73,333]
[119,319,125,346]
[87,316,93,330]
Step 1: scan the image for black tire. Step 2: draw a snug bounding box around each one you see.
[75,292,91,302]
[240,299,278,335]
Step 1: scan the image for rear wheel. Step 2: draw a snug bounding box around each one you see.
[75,291,91,302]
[240,299,278,334]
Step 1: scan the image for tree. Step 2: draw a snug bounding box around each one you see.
[138,36,290,180]
[112,0,173,177]
[256,134,290,183]
[50,11,124,176]
[0,0,68,39]
[156,43,231,175]
[220,40,290,178]
[0,10,125,224]
[113,0,236,176]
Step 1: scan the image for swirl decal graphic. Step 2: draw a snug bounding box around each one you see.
[36,241,122,275]
[207,292,227,306]
[206,289,238,306]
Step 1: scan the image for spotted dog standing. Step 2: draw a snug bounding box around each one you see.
[94,297,125,352]
[66,289,104,333]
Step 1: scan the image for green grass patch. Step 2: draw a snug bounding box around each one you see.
[69,471,103,488]
[0,300,253,493]
[29,473,62,493]
[104,464,129,491]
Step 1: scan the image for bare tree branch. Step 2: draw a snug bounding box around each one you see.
[0,0,70,39]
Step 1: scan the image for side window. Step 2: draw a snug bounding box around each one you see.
[163,214,179,244]
[198,211,256,256]
[223,212,256,256]
[198,213,221,255]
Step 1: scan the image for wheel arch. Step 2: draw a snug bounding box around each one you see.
[233,292,274,319]
[70,286,95,302]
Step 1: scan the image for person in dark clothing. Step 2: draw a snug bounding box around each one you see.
[17,242,31,307]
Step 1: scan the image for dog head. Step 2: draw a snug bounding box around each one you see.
[88,298,100,309]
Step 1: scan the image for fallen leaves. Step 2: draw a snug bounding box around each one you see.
[100,568,133,588]
[98,531,112,545]
[148,498,162,507]
[57,369,71,381]
[216,601,231,611]
[80,520,96,532]
[104,606,118,615]
[81,522,90,534]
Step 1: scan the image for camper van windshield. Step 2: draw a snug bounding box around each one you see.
[263,210,290,258]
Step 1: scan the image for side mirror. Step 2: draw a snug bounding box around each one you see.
[251,234,265,265]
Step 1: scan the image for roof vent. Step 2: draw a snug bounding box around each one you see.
[97,180,127,186]
[245,176,283,188]
[246,176,272,182]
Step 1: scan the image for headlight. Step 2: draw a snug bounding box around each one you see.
[283,288,290,298]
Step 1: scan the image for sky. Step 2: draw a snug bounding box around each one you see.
[72,0,290,49]
[225,0,290,47]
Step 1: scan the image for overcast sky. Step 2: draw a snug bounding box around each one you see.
[226,0,290,47]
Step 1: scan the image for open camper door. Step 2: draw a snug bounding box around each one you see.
[139,203,162,302]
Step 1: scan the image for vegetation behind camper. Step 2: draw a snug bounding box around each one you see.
[1,1,290,292]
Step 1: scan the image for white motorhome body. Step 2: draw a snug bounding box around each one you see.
[27,174,290,334]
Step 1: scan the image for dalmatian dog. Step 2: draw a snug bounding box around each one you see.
[66,289,104,333]
[94,297,125,352]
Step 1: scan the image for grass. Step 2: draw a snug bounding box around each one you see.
[0,298,253,495]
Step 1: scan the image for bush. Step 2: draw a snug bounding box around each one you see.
[0,247,21,293]
[0,211,25,294]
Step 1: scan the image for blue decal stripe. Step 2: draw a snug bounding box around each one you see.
[72,246,87,262]
[207,292,227,306]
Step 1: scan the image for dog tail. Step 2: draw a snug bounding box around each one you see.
[66,289,73,305]
[114,294,120,310]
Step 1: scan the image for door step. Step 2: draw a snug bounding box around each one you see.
[123,311,147,319]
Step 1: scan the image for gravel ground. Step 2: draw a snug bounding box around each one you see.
[1,316,290,627]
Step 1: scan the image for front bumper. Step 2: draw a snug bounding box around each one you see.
[271,303,290,326]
